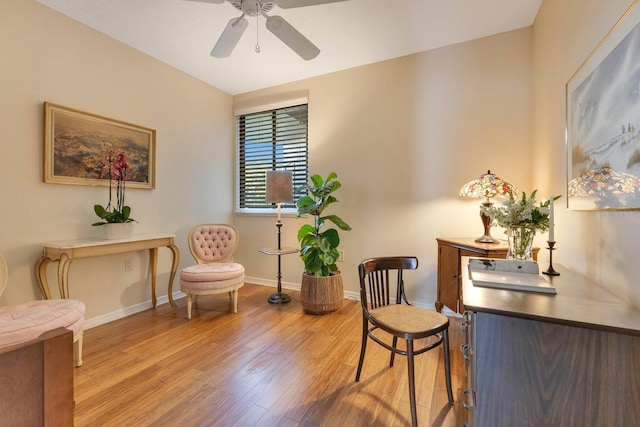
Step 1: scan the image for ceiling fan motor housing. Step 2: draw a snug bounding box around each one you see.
[231,1,274,16]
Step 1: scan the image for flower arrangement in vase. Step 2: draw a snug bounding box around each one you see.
[92,151,136,238]
[482,190,560,260]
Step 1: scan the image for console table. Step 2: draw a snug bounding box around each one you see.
[460,258,640,426]
[35,234,180,308]
[436,237,538,313]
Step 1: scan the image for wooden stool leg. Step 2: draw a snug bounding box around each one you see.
[390,336,398,367]
[355,315,368,382]
[407,339,418,427]
[443,328,454,404]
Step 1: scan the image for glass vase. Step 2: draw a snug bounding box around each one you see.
[506,225,536,260]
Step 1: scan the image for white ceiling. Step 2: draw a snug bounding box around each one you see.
[35,0,542,95]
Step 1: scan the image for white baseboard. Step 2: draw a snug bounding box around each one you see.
[84,278,444,329]
[84,292,185,330]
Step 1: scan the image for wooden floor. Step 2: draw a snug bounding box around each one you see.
[74,284,468,426]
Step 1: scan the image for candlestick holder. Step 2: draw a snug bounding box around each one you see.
[542,241,560,276]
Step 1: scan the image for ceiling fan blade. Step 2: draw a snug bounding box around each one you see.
[183,0,226,4]
[265,15,320,61]
[272,0,348,8]
[186,0,225,4]
[211,17,249,58]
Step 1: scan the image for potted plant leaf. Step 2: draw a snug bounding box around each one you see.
[296,172,351,314]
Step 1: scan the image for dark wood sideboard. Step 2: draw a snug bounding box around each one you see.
[436,237,538,313]
[460,260,640,427]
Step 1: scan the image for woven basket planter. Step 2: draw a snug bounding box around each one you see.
[300,272,343,315]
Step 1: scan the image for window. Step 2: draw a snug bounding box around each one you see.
[237,103,308,213]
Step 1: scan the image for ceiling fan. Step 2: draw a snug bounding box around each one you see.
[187,0,348,60]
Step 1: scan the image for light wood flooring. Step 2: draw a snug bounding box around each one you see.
[74,284,468,426]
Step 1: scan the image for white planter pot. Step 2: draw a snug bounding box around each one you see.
[102,222,134,240]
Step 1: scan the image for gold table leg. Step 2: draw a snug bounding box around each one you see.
[167,243,180,308]
[35,256,53,299]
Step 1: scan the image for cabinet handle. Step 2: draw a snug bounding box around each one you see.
[462,388,474,410]
[460,344,469,360]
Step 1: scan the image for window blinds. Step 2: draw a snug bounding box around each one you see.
[238,103,308,209]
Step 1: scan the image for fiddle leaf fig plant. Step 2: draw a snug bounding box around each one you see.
[296,172,352,277]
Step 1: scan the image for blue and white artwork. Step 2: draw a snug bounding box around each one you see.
[568,11,640,209]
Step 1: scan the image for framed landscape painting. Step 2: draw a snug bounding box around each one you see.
[566,1,640,210]
[43,102,156,189]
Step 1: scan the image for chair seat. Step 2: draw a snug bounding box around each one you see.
[180,263,245,291]
[181,224,245,319]
[0,299,85,348]
[369,304,448,336]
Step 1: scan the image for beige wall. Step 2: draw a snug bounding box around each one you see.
[8,0,630,322]
[532,0,640,307]
[0,0,234,321]
[234,28,533,306]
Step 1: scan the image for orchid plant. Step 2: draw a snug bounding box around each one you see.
[92,150,136,225]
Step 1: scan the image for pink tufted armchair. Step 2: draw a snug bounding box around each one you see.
[0,251,85,367]
[179,224,245,319]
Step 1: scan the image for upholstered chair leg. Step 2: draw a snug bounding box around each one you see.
[186,294,193,320]
[355,315,368,382]
[443,327,454,404]
[407,339,418,427]
[74,335,83,367]
[232,290,238,314]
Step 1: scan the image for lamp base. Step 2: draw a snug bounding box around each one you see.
[476,205,499,244]
[268,292,291,304]
[475,234,499,244]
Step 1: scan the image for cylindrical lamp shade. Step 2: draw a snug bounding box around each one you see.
[266,171,293,203]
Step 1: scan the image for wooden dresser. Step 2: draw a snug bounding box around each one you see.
[435,237,538,313]
[460,260,640,427]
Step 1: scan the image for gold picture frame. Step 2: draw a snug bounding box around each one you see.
[43,102,156,189]
[566,1,640,210]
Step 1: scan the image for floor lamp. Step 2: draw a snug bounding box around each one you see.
[263,170,295,304]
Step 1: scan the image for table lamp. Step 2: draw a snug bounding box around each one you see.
[265,170,294,303]
[459,170,516,244]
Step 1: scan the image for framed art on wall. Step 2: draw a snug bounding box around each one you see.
[566,0,640,210]
[43,102,156,189]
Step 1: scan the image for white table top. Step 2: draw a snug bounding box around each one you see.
[41,233,176,249]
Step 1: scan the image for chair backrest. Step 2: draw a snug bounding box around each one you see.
[0,252,7,297]
[187,224,239,264]
[358,256,418,311]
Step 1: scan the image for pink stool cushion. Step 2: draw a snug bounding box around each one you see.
[0,299,85,348]
[180,263,245,291]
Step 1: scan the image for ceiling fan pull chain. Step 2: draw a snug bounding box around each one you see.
[255,12,261,53]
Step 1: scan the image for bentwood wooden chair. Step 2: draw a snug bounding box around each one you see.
[179,224,245,319]
[355,256,454,426]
